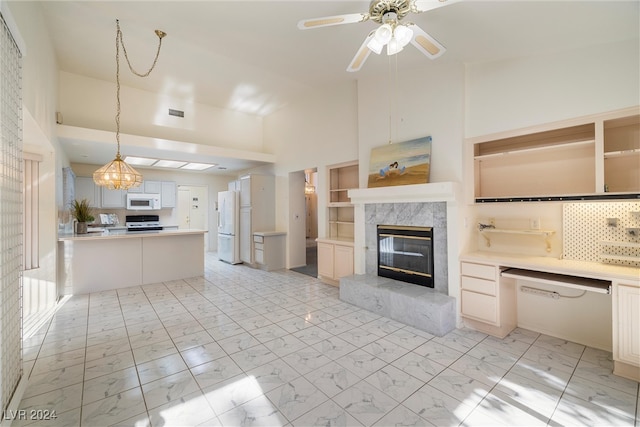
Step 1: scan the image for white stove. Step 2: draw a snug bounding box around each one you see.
[125,215,163,231]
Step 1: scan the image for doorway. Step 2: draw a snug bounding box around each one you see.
[178,185,209,250]
[291,168,318,277]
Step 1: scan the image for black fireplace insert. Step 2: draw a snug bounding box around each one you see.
[377,225,434,287]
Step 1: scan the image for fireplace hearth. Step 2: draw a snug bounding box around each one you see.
[377,225,434,288]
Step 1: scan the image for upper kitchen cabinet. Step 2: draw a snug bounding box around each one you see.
[468,106,640,202]
[161,181,176,208]
[75,176,101,208]
[102,187,126,208]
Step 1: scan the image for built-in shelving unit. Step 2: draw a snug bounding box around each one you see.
[480,228,556,252]
[328,161,358,240]
[467,107,640,203]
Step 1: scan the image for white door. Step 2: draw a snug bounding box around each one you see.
[178,188,191,229]
[177,185,209,250]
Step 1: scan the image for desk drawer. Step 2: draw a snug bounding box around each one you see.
[461,276,496,296]
[254,242,264,251]
[461,262,496,281]
[253,235,264,244]
[461,290,497,324]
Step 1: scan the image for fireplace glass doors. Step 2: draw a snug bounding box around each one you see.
[377,225,434,287]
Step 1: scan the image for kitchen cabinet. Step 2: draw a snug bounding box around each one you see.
[316,238,354,286]
[613,280,640,381]
[161,181,176,208]
[253,231,286,271]
[75,176,101,208]
[101,187,126,208]
[467,106,639,202]
[460,261,516,338]
[238,175,275,265]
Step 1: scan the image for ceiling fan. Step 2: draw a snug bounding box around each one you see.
[298,0,460,72]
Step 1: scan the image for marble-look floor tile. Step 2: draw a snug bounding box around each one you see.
[246,358,301,393]
[30,348,85,376]
[449,354,509,387]
[493,371,563,418]
[431,331,479,354]
[303,361,361,398]
[333,380,398,426]
[335,349,387,379]
[372,404,433,427]
[472,390,550,426]
[466,341,520,371]
[84,350,135,381]
[22,363,85,399]
[18,383,83,416]
[573,359,639,395]
[383,328,431,351]
[204,374,267,415]
[509,358,573,391]
[136,352,187,385]
[263,334,308,357]
[429,368,492,406]
[190,356,244,389]
[361,337,410,363]
[403,384,474,427]
[291,398,363,427]
[481,335,532,357]
[523,344,580,374]
[80,387,146,426]
[391,350,446,383]
[364,365,424,402]
[181,341,226,368]
[141,369,200,409]
[148,390,216,427]
[82,366,140,405]
[131,339,178,365]
[412,340,463,367]
[533,334,585,359]
[216,395,288,427]
[266,376,329,422]
[283,347,332,376]
[550,393,635,427]
[505,327,540,345]
[236,315,273,332]
[316,318,356,335]
[218,331,261,354]
[339,310,381,327]
[85,337,132,362]
[250,324,290,344]
[564,374,637,420]
[292,325,334,346]
[336,327,381,348]
[312,336,357,360]
[205,321,245,341]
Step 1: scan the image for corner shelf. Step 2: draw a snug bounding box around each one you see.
[480,228,556,252]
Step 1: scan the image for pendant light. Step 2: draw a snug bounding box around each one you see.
[93,20,167,190]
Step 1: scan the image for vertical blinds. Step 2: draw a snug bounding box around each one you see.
[0,10,23,413]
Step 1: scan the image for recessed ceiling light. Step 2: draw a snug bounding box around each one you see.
[124,156,158,166]
[181,162,216,171]
[154,159,188,168]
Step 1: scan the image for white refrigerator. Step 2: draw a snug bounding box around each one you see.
[217,190,240,264]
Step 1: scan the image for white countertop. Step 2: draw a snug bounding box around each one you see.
[461,251,640,283]
[59,229,206,242]
[316,237,355,246]
[253,231,287,237]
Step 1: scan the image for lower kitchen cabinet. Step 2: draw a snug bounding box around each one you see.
[460,261,516,338]
[317,238,354,286]
[253,231,286,271]
[613,280,640,381]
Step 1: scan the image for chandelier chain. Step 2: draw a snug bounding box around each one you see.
[114,19,165,156]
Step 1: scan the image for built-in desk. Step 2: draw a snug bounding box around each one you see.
[460,251,640,382]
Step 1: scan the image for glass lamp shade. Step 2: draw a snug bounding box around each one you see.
[93,154,143,190]
[367,37,384,54]
[394,25,413,48]
[387,37,404,55]
[374,24,393,45]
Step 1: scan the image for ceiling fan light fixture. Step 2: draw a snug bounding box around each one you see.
[387,37,403,55]
[367,37,384,54]
[394,25,413,47]
[374,23,393,44]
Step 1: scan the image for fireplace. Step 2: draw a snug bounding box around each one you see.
[377,225,434,288]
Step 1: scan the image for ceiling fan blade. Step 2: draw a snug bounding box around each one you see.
[298,13,369,30]
[413,0,462,13]
[407,23,446,59]
[347,31,375,72]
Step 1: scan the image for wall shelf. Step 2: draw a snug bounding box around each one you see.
[480,228,556,252]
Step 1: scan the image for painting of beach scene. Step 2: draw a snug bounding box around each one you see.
[367,136,432,188]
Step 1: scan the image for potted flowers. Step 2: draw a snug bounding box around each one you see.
[70,199,94,234]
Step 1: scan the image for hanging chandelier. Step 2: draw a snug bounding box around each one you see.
[93,20,167,190]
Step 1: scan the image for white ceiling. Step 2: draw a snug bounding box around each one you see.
[35,0,639,173]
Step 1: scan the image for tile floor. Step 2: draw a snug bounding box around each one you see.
[17,253,640,426]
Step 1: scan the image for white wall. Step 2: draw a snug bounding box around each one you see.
[263,80,359,267]
[59,72,264,152]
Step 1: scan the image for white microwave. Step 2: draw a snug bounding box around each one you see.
[126,193,160,210]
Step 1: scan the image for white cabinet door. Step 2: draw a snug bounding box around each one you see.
[75,177,101,208]
[240,176,251,207]
[161,181,176,208]
[317,242,334,279]
[614,282,640,367]
[334,245,354,279]
[144,180,162,194]
[239,207,252,264]
[102,188,126,208]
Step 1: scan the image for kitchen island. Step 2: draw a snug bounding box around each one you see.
[58,229,206,295]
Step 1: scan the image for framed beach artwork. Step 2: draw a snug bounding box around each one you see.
[367,136,432,188]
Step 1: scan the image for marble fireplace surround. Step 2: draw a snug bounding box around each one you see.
[349,182,461,297]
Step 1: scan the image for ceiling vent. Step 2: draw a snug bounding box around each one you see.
[168,108,184,118]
